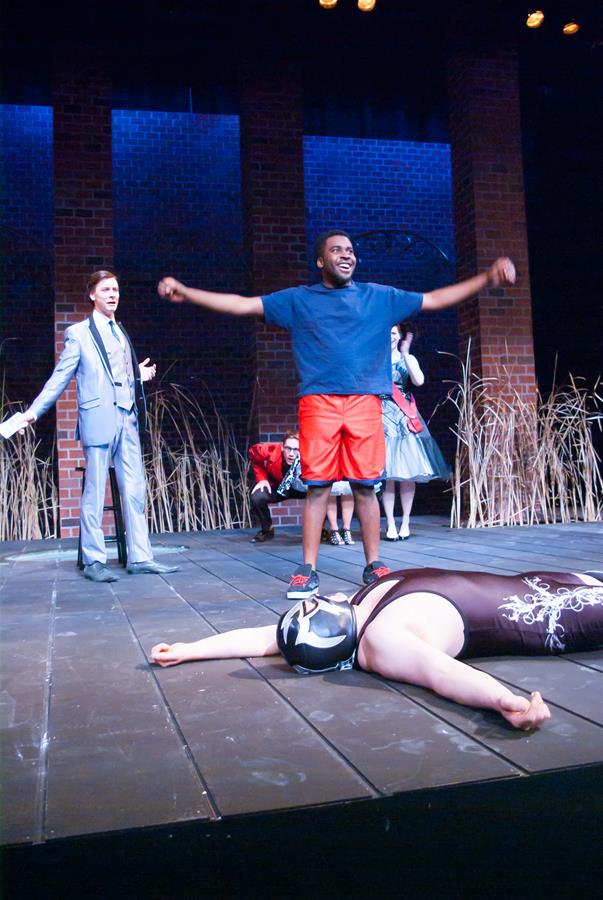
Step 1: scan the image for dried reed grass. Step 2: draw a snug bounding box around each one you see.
[144,383,251,532]
[0,388,58,541]
[445,347,603,528]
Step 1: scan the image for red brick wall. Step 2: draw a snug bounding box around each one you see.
[52,49,114,537]
[239,64,307,526]
[447,41,537,400]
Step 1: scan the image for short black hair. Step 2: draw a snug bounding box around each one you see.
[313,230,353,262]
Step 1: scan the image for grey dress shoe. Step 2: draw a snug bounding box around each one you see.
[127,560,180,575]
[84,561,119,582]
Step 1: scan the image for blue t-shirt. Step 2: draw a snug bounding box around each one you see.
[261,281,423,396]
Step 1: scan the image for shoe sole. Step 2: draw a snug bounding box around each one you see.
[286,586,319,600]
[127,569,178,575]
[85,574,118,582]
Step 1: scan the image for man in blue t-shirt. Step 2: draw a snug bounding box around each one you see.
[159,231,516,600]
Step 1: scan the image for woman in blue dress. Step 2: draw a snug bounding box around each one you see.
[382,322,450,540]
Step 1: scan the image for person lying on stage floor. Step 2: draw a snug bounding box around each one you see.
[150,567,603,731]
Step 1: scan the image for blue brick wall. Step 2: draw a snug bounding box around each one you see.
[112,110,254,445]
[304,136,454,280]
[0,106,458,495]
[0,105,55,447]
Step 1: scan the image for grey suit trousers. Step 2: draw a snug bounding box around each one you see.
[81,408,152,565]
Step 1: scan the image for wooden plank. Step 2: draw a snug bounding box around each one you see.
[177,600,520,795]
[252,659,521,793]
[0,611,50,845]
[472,655,603,726]
[386,666,603,772]
[564,649,603,673]
[45,607,212,839]
[122,596,377,817]
[2,520,601,849]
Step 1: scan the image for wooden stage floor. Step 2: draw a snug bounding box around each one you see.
[1,517,602,897]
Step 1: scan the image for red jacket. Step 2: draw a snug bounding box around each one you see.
[248,442,286,488]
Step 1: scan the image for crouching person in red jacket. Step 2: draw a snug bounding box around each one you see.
[248,431,306,543]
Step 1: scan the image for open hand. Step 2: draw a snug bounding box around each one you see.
[400,332,414,354]
[488,257,516,288]
[499,690,550,730]
[139,358,156,383]
[251,479,270,494]
[158,277,187,303]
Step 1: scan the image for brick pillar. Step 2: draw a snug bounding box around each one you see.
[239,63,307,526]
[52,48,113,537]
[447,41,537,400]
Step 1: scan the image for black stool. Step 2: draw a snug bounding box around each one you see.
[76,465,127,569]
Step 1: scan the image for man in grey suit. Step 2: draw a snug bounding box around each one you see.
[21,270,179,582]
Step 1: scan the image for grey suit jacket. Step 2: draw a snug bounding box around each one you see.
[29,315,147,447]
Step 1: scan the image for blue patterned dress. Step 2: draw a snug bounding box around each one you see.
[381,359,450,482]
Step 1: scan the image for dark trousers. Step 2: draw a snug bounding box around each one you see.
[250,487,306,530]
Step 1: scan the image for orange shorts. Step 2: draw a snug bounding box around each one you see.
[298,394,385,485]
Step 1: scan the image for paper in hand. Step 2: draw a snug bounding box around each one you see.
[0,412,29,439]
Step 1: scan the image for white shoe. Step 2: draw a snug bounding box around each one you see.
[385,526,399,541]
[398,525,411,540]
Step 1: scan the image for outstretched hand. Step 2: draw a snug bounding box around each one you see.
[158,277,187,303]
[487,257,516,288]
[150,642,190,667]
[499,691,550,730]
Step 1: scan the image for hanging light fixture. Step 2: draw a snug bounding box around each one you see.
[319,0,339,8]
[562,20,580,35]
[526,9,545,28]
[357,0,377,11]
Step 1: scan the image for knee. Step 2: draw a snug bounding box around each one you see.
[250,488,270,510]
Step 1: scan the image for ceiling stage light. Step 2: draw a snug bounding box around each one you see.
[526,10,545,29]
[319,0,339,9]
[562,20,580,35]
[358,0,377,11]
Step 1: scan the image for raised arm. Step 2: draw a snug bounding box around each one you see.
[421,257,516,312]
[363,628,550,730]
[158,277,264,317]
[150,624,279,668]
[398,332,424,387]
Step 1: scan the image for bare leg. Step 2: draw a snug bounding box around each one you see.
[326,494,339,530]
[382,481,398,540]
[352,485,381,564]
[399,480,416,539]
[303,485,332,568]
[340,494,354,529]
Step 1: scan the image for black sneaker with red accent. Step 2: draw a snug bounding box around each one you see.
[362,560,390,586]
[287,563,320,600]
